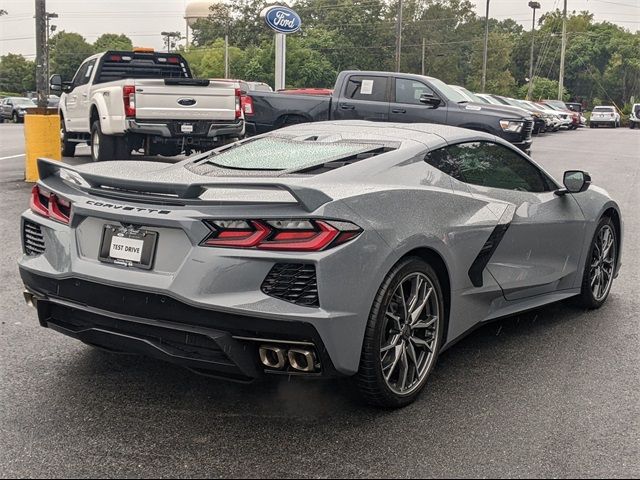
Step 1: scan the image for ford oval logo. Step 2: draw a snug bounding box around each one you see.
[264,6,301,34]
[178,98,197,107]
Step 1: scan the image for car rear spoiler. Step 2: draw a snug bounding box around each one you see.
[37,158,333,212]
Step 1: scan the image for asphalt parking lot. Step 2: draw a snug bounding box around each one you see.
[1,124,639,478]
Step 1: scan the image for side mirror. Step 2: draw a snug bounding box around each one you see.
[556,170,591,195]
[419,93,441,108]
[49,74,62,92]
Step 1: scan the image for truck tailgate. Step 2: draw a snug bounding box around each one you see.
[133,79,237,121]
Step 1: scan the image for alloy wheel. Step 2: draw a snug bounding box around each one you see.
[91,130,100,161]
[380,272,440,396]
[589,225,616,302]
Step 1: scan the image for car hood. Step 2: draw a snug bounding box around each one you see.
[458,102,530,119]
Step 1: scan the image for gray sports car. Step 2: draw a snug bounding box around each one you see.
[19,121,623,408]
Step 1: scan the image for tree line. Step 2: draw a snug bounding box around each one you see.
[1,0,638,109]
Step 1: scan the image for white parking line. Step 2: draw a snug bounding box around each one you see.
[0,154,25,161]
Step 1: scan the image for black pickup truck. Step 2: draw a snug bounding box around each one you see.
[245,71,534,151]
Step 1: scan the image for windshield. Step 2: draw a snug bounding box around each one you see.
[428,78,469,103]
[544,100,567,110]
[207,137,382,171]
[451,85,485,103]
[477,94,502,106]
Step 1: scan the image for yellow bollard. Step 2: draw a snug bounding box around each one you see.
[24,111,61,182]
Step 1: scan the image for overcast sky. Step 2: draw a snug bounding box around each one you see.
[0,0,638,58]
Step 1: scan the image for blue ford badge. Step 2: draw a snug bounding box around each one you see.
[264,6,302,34]
[178,98,197,106]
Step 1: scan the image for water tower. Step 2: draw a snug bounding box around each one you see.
[184,0,220,47]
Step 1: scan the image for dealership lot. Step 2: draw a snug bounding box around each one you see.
[1,124,639,477]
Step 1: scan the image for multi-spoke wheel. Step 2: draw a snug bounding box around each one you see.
[578,217,618,308]
[356,257,444,408]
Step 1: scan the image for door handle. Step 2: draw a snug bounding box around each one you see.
[392,108,407,114]
[340,103,355,110]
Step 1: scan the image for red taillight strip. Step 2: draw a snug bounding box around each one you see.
[202,219,361,252]
[123,85,136,118]
[235,88,242,119]
[259,221,339,251]
[29,185,71,225]
[204,221,270,248]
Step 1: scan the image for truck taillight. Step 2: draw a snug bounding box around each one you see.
[243,95,254,116]
[30,185,71,225]
[123,85,136,118]
[235,88,242,119]
[201,219,362,251]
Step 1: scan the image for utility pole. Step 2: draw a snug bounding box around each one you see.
[527,1,541,100]
[394,0,403,72]
[481,0,490,92]
[558,0,568,100]
[35,0,47,108]
[421,37,426,76]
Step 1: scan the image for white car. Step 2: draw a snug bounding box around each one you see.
[51,49,244,161]
[629,104,639,129]
[590,106,621,128]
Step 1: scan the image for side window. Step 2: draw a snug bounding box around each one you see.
[426,142,552,193]
[71,59,96,88]
[395,78,435,105]
[343,75,388,102]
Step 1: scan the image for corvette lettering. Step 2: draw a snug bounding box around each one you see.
[86,200,170,215]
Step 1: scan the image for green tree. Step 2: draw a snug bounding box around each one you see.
[518,77,568,101]
[50,31,95,81]
[466,32,517,96]
[0,54,36,94]
[93,33,133,52]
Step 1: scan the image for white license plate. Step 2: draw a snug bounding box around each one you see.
[109,235,145,262]
[181,124,194,133]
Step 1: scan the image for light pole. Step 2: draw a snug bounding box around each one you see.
[394,0,403,72]
[45,12,58,96]
[527,1,541,100]
[161,31,182,53]
[558,0,567,100]
[481,0,490,92]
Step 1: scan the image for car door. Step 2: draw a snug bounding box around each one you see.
[2,99,12,119]
[65,59,96,131]
[332,74,389,122]
[427,141,586,300]
[389,77,448,125]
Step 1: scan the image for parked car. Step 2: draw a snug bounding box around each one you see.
[566,103,587,126]
[51,49,244,161]
[0,97,36,123]
[210,78,271,117]
[488,95,547,134]
[20,121,623,408]
[629,103,640,129]
[246,71,534,152]
[589,106,621,128]
[539,100,579,129]
[520,100,563,131]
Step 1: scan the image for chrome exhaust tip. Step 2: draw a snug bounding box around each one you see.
[288,349,317,373]
[259,345,287,370]
[23,290,37,308]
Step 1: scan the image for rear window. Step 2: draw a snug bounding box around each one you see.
[593,106,614,112]
[94,52,191,84]
[206,137,382,171]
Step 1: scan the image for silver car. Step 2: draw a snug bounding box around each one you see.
[19,121,623,407]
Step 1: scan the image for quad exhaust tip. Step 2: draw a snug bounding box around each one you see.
[259,345,319,373]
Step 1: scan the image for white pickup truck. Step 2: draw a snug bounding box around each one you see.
[50,49,244,161]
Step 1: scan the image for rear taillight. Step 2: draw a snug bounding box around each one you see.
[123,85,136,118]
[243,95,254,116]
[202,219,361,251]
[30,185,71,225]
[235,88,242,119]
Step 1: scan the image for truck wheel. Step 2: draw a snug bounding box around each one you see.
[13,112,20,124]
[90,121,116,162]
[113,136,131,160]
[60,117,76,158]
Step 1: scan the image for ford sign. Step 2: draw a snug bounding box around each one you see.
[264,6,301,34]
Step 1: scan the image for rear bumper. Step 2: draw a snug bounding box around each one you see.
[21,269,340,381]
[127,119,245,140]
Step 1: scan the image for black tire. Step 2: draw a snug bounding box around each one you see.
[12,112,20,124]
[60,117,76,158]
[576,216,618,309]
[113,136,131,160]
[355,257,445,408]
[90,120,116,162]
[631,122,637,130]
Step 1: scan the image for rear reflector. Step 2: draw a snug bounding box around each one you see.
[202,219,361,252]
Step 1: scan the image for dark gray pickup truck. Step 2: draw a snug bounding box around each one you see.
[245,71,534,151]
